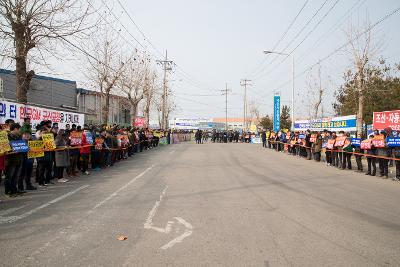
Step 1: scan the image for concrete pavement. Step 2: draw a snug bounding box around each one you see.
[0,142,400,267]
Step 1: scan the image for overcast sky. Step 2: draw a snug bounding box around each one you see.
[3,0,400,120]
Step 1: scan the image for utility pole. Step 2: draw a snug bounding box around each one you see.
[221,83,231,131]
[240,79,252,131]
[157,50,174,130]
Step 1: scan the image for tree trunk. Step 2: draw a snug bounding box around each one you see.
[131,102,138,122]
[356,66,365,137]
[103,92,110,124]
[144,98,151,125]
[15,29,30,103]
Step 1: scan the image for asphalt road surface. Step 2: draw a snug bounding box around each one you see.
[1,142,400,267]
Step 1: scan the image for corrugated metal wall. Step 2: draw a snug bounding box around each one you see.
[0,69,77,108]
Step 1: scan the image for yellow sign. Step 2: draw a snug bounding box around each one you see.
[28,140,44,158]
[42,133,56,150]
[0,131,11,154]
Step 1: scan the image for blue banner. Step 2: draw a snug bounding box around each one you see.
[10,140,29,153]
[387,137,400,147]
[273,95,280,132]
[84,131,93,144]
[351,138,361,147]
[294,115,356,132]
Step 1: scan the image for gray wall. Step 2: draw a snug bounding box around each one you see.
[0,69,77,108]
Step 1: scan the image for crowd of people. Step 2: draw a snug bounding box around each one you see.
[1,118,174,198]
[195,130,241,143]
[259,128,400,181]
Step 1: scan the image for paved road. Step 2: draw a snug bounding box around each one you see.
[1,142,400,267]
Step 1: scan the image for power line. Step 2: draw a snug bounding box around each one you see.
[246,0,309,78]
[251,0,330,80]
[255,0,341,81]
[259,5,400,98]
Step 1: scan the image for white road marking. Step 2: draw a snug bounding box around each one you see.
[160,217,193,250]
[0,185,89,224]
[91,164,155,211]
[144,186,170,233]
[169,150,175,155]
[143,186,193,249]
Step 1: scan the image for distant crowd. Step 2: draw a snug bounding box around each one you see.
[260,128,400,181]
[0,118,183,198]
[198,128,400,181]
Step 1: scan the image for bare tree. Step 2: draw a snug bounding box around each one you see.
[143,71,157,125]
[86,31,125,124]
[306,65,325,119]
[119,52,150,124]
[154,88,175,129]
[248,100,260,123]
[346,22,381,134]
[0,0,90,103]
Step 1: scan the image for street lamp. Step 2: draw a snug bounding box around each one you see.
[263,51,295,131]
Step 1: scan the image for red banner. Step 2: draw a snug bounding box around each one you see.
[134,117,147,128]
[361,140,372,150]
[335,136,346,147]
[371,134,385,148]
[326,139,335,149]
[373,110,400,131]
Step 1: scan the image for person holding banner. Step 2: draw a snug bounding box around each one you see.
[80,126,91,175]
[376,131,389,178]
[365,134,377,176]
[37,122,54,186]
[353,133,364,172]
[342,133,353,170]
[19,131,36,191]
[5,123,23,196]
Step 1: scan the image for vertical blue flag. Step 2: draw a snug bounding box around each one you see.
[273,95,281,132]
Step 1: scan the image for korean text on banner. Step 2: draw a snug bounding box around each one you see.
[361,140,372,150]
[373,110,400,131]
[0,131,11,154]
[351,138,361,147]
[387,137,400,147]
[371,134,385,148]
[10,140,29,153]
[273,95,281,132]
[0,100,85,129]
[70,131,82,146]
[294,115,356,132]
[134,117,147,128]
[326,139,335,149]
[335,136,346,147]
[42,133,56,150]
[95,138,104,150]
[28,140,44,158]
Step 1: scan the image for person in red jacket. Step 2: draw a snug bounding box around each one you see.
[80,125,91,175]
